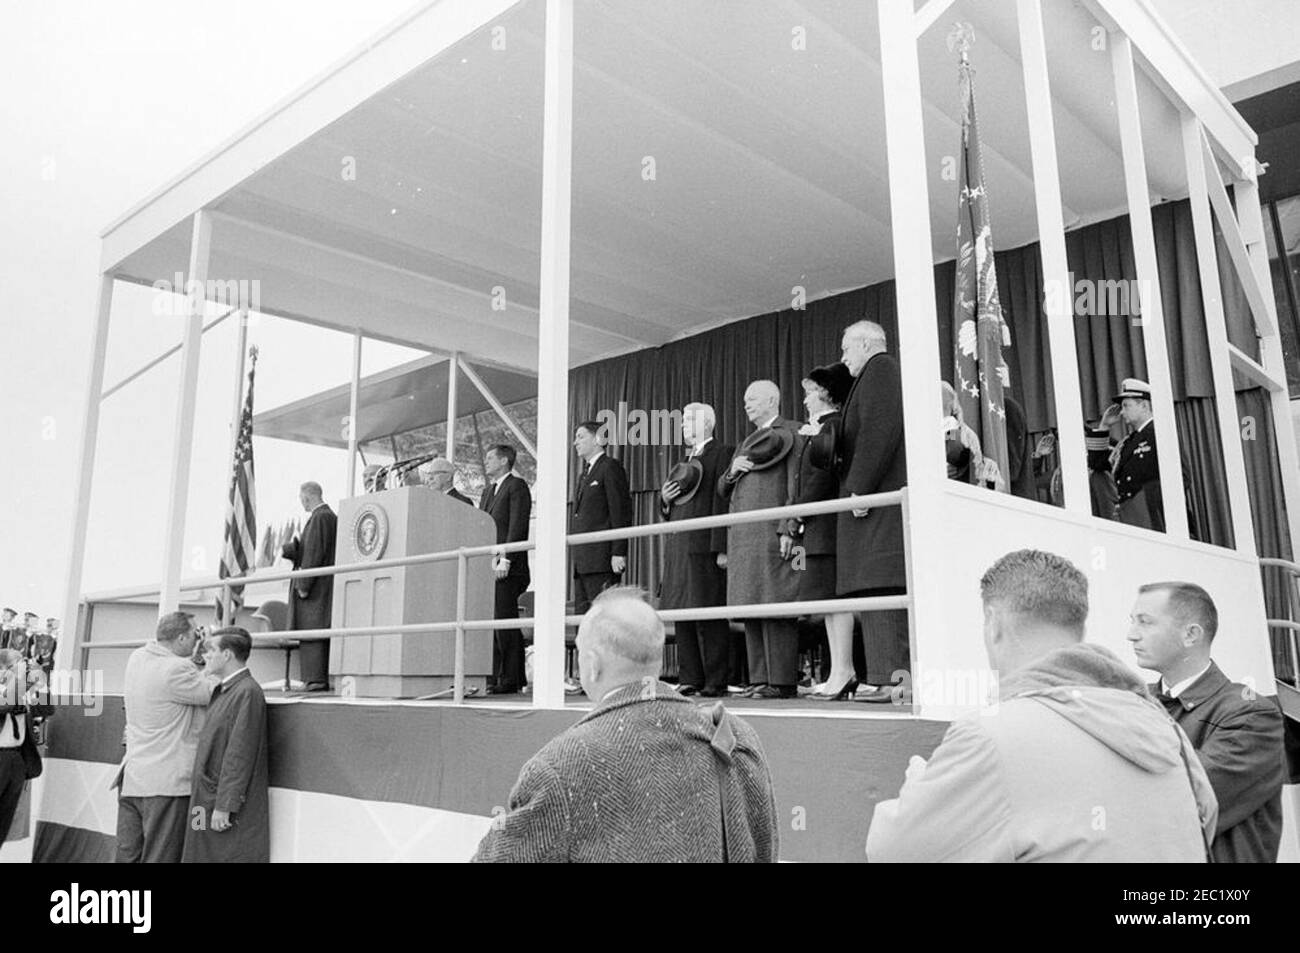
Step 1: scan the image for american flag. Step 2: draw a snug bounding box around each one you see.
[951,46,1012,493]
[217,346,258,623]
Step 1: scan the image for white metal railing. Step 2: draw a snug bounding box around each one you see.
[78,489,910,703]
[1258,557,1300,687]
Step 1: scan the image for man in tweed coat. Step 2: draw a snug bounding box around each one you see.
[472,587,778,863]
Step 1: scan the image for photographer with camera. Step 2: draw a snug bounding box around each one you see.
[114,611,217,863]
[0,648,52,843]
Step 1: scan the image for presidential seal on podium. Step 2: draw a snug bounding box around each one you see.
[351,502,389,561]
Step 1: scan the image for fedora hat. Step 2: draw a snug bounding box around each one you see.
[1113,377,1152,403]
[665,457,705,507]
[805,362,853,408]
[736,426,794,471]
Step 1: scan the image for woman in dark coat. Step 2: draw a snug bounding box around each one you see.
[782,364,857,700]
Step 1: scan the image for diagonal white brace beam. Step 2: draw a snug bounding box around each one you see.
[1236,177,1300,557]
[1199,132,1278,338]
[1182,114,1256,554]
[914,0,958,37]
[457,357,539,460]
[1111,33,1188,540]
[1228,344,1284,394]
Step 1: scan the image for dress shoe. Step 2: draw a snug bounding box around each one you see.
[854,686,897,704]
[739,683,767,698]
[748,685,797,699]
[487,684,520,695]
[809,677,859,701]
[303,682,330,693]
[677,684,701,696]
[699,686,725,698]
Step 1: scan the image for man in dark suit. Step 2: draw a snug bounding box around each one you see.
[660,403,732,697]
[473,587,777,862]
[0,649,51,844]
[570,421,632,613]
[480,444,532,694]
[281,481,337,692]
[1129,582,1286,863]
[183,627,269,863]
[836,321,909,702]
[421,457,473,505]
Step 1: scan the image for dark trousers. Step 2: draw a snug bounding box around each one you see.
[0,749,25,844]
[574,572,618,615]
[675,618,731,691]
[115,794,190,863]
[744,618,799,687]
[846,586,910,686]
[493,574,528,691]
[299,640,329,688]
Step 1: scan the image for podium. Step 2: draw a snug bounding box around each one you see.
[329,486,496,697]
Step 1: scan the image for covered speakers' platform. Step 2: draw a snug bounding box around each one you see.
[331,485,496,698]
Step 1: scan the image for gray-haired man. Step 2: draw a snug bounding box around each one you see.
[474,587,778,862]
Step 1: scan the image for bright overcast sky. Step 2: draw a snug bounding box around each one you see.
[0,0,419,618]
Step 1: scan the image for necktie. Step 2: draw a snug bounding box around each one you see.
[482,482,496,511]
[576,462,591,505]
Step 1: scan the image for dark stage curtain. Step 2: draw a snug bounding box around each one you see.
[570,199,1291,637]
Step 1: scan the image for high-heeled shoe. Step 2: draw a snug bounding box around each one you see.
[809,677,859,701]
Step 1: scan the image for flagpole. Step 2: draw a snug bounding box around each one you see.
[222,312,249,624]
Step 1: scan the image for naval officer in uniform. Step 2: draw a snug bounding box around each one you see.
[1093,378,1164,531]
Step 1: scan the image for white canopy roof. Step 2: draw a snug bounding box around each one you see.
[101,0,1256,373]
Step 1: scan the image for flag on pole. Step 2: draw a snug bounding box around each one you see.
[950,30,1012,492]
[217,347,258,623]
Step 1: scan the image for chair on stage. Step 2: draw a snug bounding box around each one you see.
[250,598,298,692]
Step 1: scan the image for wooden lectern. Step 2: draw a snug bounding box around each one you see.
[330,486,496,697]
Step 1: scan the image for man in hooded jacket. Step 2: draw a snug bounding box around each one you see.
[866,549,1217,862]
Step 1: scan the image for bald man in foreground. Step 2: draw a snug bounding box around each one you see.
[472,587,778,862]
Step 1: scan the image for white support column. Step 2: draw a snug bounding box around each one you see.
[877,0,946,685]
[57,274,115,674]
[1181,115,1257,554]
[445,350,459,462]
[159,211,212,615]
[1237,177,1300,554]
[347,330,362,497]
[1110,34,1189,540]
[1016,0,1089,515]
[532,0,574,709]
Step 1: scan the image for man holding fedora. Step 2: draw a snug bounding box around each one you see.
[1093,378,1164,531]
[718,381,803,699]
[660,403,733,697]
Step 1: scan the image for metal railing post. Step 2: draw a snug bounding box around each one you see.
[454,549,468,703]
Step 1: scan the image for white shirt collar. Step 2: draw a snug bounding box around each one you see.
[493,470,513,489]
[1137,417,1154,433]
[757,415,778,430]
[691,437,713,455]
[221,667,248,687]
[811,408,833,425]
[310,501,328,514]
[584,450,605,467]
[1161,662,1211,699]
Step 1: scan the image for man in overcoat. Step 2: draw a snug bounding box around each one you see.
[718,381,803,699]
[836,321,909,702]
[182,627,269,863]
[472,587,778,862]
